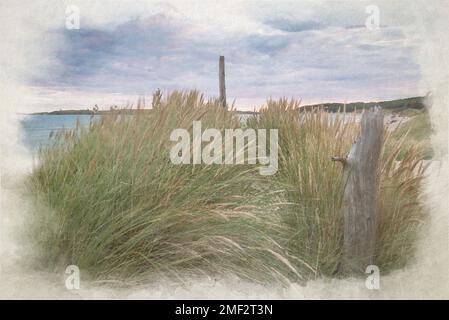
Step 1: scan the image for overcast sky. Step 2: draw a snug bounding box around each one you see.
[10,0,428,111]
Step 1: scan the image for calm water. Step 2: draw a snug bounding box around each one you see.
[19,115,99,151]
[19,114,256,152]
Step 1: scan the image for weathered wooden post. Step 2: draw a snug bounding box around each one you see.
[219,55,227,109]
[332,107,384,275]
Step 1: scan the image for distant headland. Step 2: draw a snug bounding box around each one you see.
[29,96,428,115]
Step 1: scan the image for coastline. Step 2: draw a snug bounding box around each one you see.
[24,96,428,116]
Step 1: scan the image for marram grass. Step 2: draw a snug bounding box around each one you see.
[248,99,428,278]
[26,91,428,284]
[27,91,301,284]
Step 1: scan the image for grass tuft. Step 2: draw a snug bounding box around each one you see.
[27,91,428,283]
[248,99,428,277]
[27,91,298,284]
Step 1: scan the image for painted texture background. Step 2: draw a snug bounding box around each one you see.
[0,0,448,299]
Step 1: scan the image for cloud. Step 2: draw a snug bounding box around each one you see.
[264,19,324,33]
[26,1,424,110]
[245,34,291,55]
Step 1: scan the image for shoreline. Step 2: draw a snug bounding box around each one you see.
[23,96,428,116]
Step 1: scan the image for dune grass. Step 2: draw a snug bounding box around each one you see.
[26,91,428,283]
[248,99,428,277]
[391,110,433,159]
[27,91,300,284]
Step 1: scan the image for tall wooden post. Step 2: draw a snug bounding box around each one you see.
[332,107,384,275]
[219,56,227,109]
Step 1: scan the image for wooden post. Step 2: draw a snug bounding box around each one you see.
[333,107,384,275]
[219,56,227,109]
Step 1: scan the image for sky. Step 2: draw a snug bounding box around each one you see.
[3,0,429,111]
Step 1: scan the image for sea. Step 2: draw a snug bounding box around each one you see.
[19,114,100,151]
[18,113,257,151]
